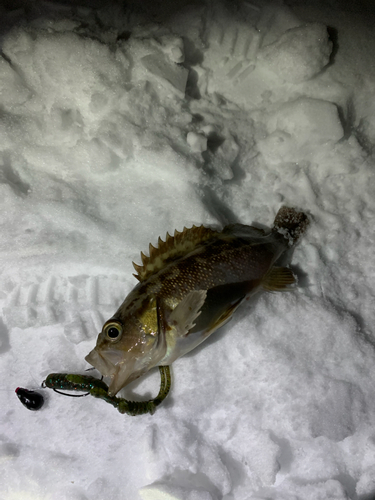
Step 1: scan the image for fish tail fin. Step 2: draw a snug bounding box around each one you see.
[262,266,296,291]
[272,206,309,246]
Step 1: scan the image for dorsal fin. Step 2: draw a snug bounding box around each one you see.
[132,225,219,282]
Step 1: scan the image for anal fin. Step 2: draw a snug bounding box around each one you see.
[206,296,244,335]
[262,266,296,292]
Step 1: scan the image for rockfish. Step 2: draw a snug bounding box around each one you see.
[85,206,309,396]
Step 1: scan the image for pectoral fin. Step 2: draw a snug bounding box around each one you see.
[262,266,296,291]
[168,290,207,337]
[159,286,245,365]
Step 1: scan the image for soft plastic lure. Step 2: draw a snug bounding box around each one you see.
[42,365,171,416]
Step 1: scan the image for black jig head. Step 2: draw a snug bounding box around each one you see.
[15,387,44,411]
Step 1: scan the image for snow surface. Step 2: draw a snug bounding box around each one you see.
[1,0,375,499]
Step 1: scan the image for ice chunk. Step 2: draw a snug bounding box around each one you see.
[141,52,189,98]
[257,97,343,163]
[268,97,343,143]
[158,35,185,63]
[260,23,332,83]
[187,132,207,153]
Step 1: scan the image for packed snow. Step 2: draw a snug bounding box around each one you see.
[1,1,375,499]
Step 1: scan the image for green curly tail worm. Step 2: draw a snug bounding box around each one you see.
[43,366,171,416]
[43,373,109,393]
[90,365,171,415]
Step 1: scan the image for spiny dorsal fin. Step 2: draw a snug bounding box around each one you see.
[132,225,219,282]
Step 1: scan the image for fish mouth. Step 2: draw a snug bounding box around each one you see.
[85,348,123,378]
[107,362,142,396]
[85,347,144,396]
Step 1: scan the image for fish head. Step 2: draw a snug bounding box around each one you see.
[85,296,166,396]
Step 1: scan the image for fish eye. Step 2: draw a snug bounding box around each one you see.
[103,321,123,342]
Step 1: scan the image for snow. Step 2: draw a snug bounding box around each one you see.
[259,22,333,83]
[1,1,375,499]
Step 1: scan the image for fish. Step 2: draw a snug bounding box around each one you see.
[85,206,309,396]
